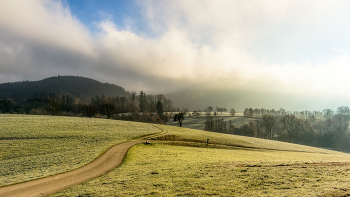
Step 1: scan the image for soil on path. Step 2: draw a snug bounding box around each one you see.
[0,140,143,197]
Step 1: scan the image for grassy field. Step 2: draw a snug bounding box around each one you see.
[2,114,350,196]
[168,113,259,131]
[53,143,350,196]
[54,123,350,196]
[0,114,160,186]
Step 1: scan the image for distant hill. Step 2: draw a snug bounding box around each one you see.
[0,76,130,102]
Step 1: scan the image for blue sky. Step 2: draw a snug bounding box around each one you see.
[1,0,350,110]
[64,0,145,33]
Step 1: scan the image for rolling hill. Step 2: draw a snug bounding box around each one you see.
[0,76,130,102]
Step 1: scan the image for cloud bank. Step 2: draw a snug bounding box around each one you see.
[1,0,350,106]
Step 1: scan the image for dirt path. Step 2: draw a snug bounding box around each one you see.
[0,140,144,197]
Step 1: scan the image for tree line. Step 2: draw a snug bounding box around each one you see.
[203,106,350,152]
[80,91,177,124]
[0,91,178,125]
[4,93,350,152]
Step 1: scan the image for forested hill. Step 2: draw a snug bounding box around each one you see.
[0,76,130,102]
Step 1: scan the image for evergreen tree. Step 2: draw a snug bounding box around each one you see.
[139,91,148,112]
[156,100,163,118]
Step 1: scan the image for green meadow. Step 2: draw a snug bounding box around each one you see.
[2,114,350,196]
[0,114,159,186]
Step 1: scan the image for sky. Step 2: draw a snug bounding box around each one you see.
[1,0,350,110]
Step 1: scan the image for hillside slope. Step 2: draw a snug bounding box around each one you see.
[0,76,130,102]
[55,123,350,197]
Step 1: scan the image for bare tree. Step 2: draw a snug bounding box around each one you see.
[271,109,276,116]
[255,119,264,138]
[337,106,350,115]
[99,102,116,119]
[163,98,174,112]
[81,104,96,118]
[157,94,165,101]
[332,107,350,151]
[243,108,249,117]
[194,110,201,118]
[332,106,350,134]
[204,114,214,131]
[262,114,276,139]
[216,107,227,114]
[230,108,236,116]
[247,121,257,137]
[47,97,62,116]
[207,106,213,114]
[248,108,254,117]
[254,108,260,117]
[323,109,334,119]
[333,114,350,134]
[228,120,236,134]
[129,99,140,115]
[280,114,300,142]
[278,108,286,116]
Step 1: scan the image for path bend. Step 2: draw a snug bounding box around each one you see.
[0,140,143,197]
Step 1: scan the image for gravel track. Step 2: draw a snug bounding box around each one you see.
[0,140,143,197]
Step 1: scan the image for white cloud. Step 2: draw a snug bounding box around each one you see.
[0,0,94,56]
[1,0,350,102]
[332,47,345,53]
[134,0,350,96]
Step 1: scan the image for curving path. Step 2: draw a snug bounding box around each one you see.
[0,140,144,197]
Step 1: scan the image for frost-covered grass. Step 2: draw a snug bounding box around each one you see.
[154,124,255,147]
[168,113,259,130]
[0,114,160,187]
[3,115,350,196]
[54,124,350,196]
[53,143,350,197]
[155,124,339,154]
